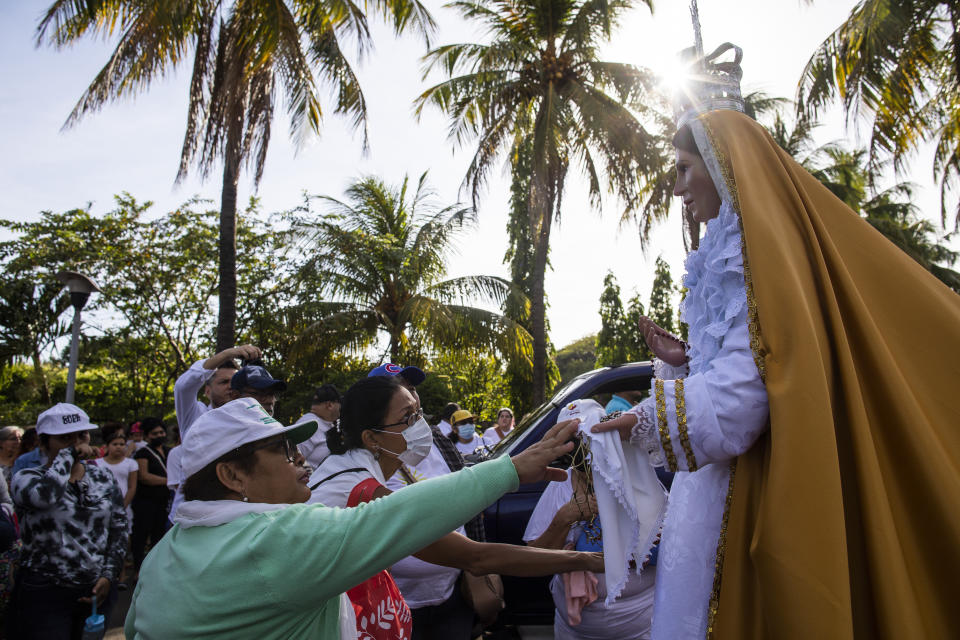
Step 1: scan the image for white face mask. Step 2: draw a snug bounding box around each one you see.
[458,424,476,440]
[376,417,433,467]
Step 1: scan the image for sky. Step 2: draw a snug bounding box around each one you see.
[1,0,952,350]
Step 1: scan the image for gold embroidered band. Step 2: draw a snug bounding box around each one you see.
[674,379,698,471]
[654,379,678,472]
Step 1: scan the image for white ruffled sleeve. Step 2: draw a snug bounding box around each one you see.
[639,318,768,472]
[653,358,689,380]
[627,201,769,472]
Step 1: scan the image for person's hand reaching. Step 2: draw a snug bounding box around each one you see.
[510,419,579,484]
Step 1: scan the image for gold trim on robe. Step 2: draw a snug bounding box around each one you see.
[654,379,678,472]
[674,378,698,471]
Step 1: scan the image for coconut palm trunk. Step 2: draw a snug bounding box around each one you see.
[216,120,242,352]
[528,221,551,406]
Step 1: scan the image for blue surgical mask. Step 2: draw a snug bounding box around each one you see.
[458,424,476,440]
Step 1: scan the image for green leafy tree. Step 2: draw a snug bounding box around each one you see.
[555,334,597,388]
[648,256,676,335]
[0,196,290,414]
[799,0,960,228]
[96,196,220,381]
[0,278,69,405]
[416,0,665,404]
[0,204,137,405]
[292,173,531,363]
[595,272,629,367]
[429,351,511,422]
[38,0,436,351]
[72,333,175,419]
[623,291,652,361]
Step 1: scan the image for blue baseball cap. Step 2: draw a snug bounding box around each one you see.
[368,363,426,386]
[231,365,287,393]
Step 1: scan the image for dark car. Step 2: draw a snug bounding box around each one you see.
[474,361,656,626]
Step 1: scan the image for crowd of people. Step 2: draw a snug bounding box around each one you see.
[1,344,578,640]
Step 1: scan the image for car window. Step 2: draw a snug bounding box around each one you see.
[484,364,654,458]
[485,400,553,455]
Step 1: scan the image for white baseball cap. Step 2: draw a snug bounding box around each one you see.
[180,398,318,478]
[36,403,98,435]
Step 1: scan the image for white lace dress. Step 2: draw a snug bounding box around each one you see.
[626,201,769,640]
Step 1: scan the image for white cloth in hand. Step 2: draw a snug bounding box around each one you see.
[558,400,666,604]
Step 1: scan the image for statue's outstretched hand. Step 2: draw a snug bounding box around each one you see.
[638,316,687,367]
[590,413,636,442]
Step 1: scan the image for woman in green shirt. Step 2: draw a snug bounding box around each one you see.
[125,394,582,639]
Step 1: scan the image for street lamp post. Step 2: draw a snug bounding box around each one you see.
[56,271,100,404]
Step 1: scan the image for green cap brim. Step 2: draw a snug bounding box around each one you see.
[282,420,318,445]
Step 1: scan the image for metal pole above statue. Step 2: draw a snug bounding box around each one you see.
[56,270,100,404]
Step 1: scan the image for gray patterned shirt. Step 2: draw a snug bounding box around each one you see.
[12,447,128,586]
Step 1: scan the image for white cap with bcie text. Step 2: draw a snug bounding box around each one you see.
[36,403,98,435]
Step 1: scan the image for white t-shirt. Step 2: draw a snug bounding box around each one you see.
[98,457,139,499]
[97,456,139,532]
[454,434,485,456]
[385,445,463,608]
[294,412,335,469]
[481,428,505,447]
[524,479,655,640]
[166,446,185,523]
[436,420,453,438]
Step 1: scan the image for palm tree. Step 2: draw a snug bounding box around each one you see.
[37,0,435,351]
[415,0,665,404]
[798,0,960,229]
[292,173,532,363]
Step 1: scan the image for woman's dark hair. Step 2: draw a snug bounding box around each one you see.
[139,416,165,433]
[327,376,404,455]
[672,124,702,157]
[100,421,124,443]
[182,440,264,501]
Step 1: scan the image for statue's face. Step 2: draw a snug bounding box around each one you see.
[673,148,722,223]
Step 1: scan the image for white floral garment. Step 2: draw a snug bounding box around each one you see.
[627,200,769,640]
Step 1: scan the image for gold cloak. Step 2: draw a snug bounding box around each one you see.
[697,111,960,639]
